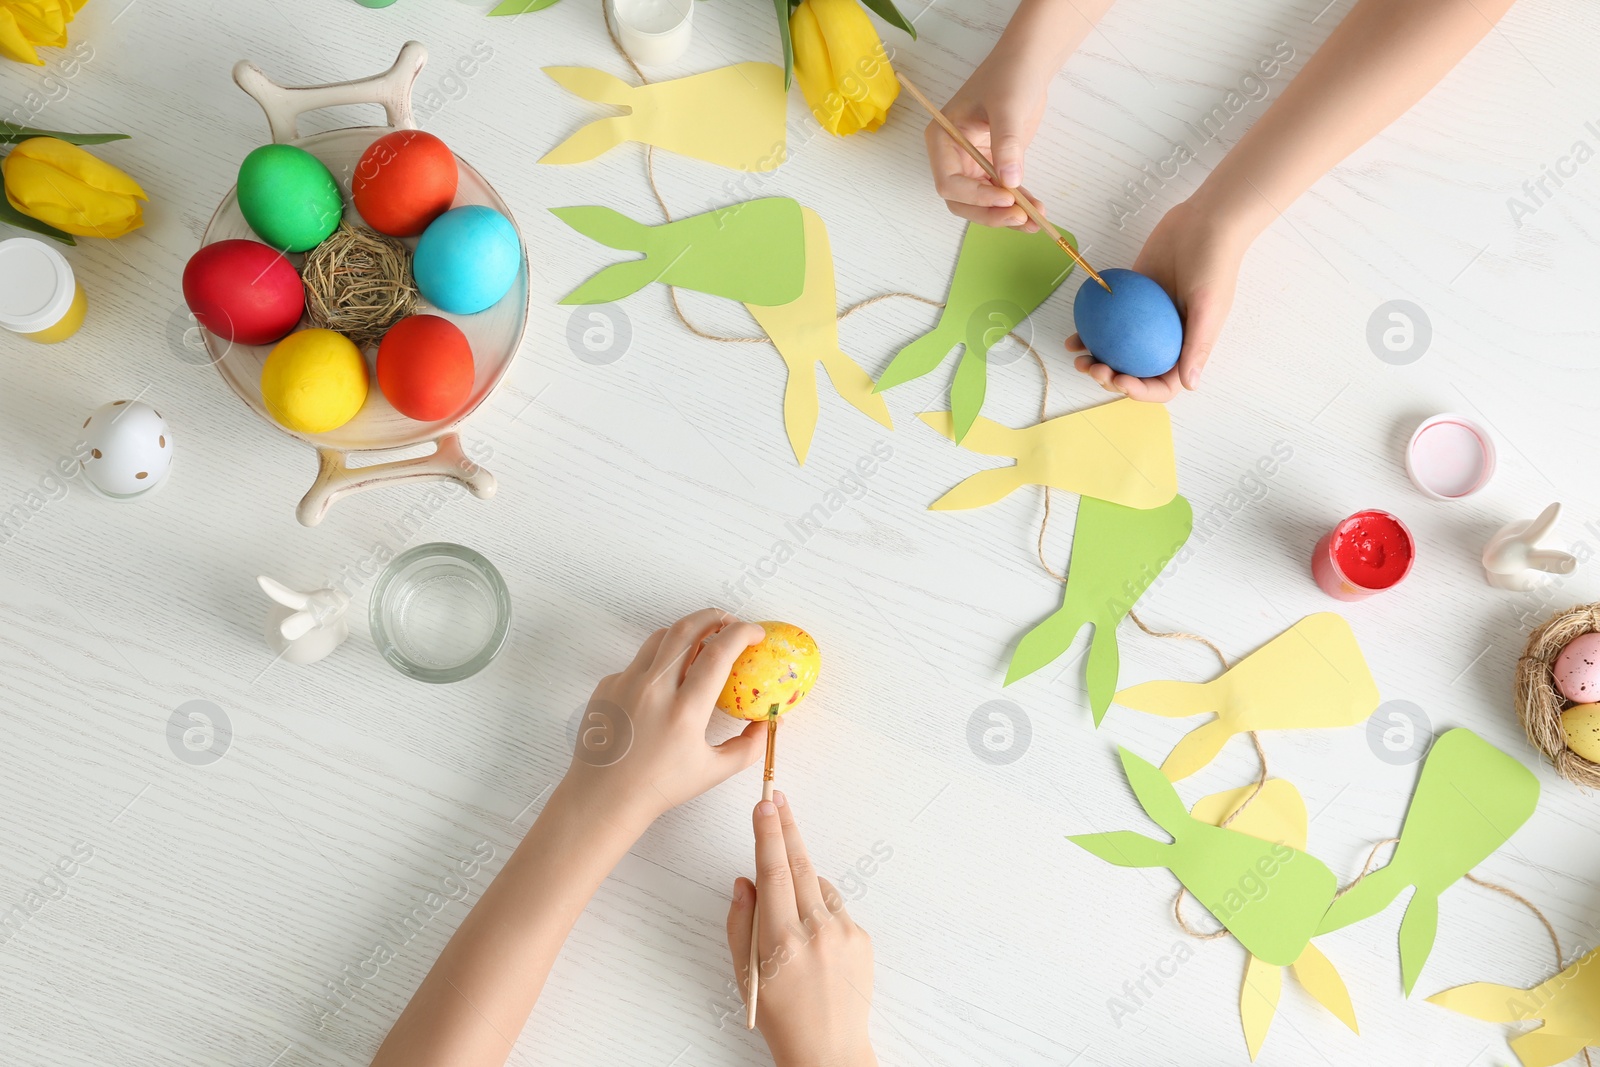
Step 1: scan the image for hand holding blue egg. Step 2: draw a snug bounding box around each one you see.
[1072,268,1183,379]
[414,206,522,315]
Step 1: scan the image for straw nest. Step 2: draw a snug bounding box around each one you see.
[302,221,419,349]
[1515,603,1600,788]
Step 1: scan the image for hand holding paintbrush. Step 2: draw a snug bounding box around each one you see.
[900,72,1195,388]
[728,791,877,1065]
[898,72,1111,292]
[711,621,823,1030]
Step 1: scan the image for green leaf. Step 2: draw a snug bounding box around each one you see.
[775,0,794,88]
[0,122,130,147]
[859,0,916,37]
[488,0,561,14]
[0,195,76,244]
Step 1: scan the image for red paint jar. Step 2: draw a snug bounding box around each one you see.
[1312,510,1415,601]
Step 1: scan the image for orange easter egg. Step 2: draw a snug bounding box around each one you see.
[376,314,475,422]
[352,130,459,238]
[717,622,820,721]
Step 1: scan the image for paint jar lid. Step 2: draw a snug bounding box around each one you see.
[1405,413,1496,500]
[0,237,76,334]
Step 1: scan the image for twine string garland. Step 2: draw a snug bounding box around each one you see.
[599,12,1577,1032]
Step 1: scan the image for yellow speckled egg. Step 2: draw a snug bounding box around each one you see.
[717,621,820,721]
[1561,703,1600,763]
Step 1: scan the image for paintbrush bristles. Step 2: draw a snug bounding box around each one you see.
[896,73,1112,293]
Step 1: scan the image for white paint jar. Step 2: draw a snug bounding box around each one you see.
[611,0,694,66]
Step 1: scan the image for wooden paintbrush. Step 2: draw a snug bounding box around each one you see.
[746,715,779,1030]
[896,72,1112,293]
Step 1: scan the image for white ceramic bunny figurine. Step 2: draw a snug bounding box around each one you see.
[1482,502,1579,591]
[257,575,351,665]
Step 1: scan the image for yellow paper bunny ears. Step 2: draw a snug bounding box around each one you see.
[540,64,787,172]
[1115,613,1380,780]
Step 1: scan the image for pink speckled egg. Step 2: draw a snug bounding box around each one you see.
[1553,632,1600,703]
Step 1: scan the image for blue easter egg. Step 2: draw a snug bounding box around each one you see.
[414,206,522,315]
[1072,268,1182,378]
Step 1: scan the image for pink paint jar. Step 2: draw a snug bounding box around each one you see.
[1312,510,1415,601]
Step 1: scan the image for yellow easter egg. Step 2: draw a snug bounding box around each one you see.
[1561,702,1600,763]
[260,328,368,434]
[717,621,820,721]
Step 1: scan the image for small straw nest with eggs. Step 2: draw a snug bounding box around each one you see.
[1515,602,1600,788]
[301,221,419,349]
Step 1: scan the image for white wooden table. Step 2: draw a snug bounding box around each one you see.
[3,0,1598,1063]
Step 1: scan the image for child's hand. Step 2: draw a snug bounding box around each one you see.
[1068,198,1248,402]
[727,793,876,1067]
[924,51,1053,231]
[563,609,768,832]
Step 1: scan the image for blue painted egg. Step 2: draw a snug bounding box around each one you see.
[1073,268,1182,378]
[414,206,522,315]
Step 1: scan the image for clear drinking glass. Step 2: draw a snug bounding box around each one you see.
[370,542,512,683]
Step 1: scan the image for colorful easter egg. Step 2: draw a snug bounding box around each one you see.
[1561,703,1600,763]
[1553,632,1600,704]
[1073,268,1183,378]
[79,400,173,498]
[236,144,342,253]
[182,240,305,345]
[717,621,820,721]
[260,328,368,434]
[377,314,475,421]
[413,205,521,315]
[352,130,459,237]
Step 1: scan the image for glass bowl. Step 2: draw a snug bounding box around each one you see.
[370,542,511,682]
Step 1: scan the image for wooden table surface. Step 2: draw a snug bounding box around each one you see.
[3,0,1598,1064]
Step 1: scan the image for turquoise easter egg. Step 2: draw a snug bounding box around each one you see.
[236,145,342,253]
[414,206,521,315]
[1073,268,1183,378]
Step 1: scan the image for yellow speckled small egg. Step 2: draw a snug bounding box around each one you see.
[717,621,820,721]
[1561,703,1600,763]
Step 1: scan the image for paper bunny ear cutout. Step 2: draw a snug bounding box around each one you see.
[553,198,806,307]
[1192,781,1358,1059]
[744,207,892,465]
[874,222,1076,442]
[540,64,787,172]
[1069,747,1337,967]
[1429,943,1600,1067]
[1319,728,1539,995]
[918,399,1178,512]
[1006,494,1193,724]
[1115,613,1380,780]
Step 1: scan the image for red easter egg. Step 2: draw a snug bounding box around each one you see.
[182,240,305,345]
[352,131,459,238]
[377,314,475,422]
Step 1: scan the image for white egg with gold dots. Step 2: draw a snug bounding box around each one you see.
[79,400,173,500]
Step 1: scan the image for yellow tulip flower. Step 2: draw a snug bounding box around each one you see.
[3,137,146,238]
[790,0,899,136]
[0,0,88,66]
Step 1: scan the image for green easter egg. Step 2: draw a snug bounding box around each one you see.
[236,145,343,253]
